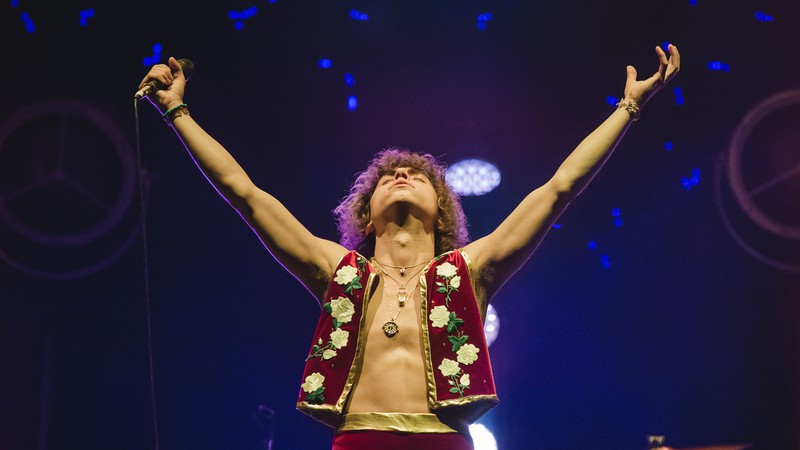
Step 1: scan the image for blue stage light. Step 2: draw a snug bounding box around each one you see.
[477,12,493,30]
[755,11,774,22]
[552,223,562,229]
[20,12,35,33]
[349,9,369,20]
[614,218,623,228]
[611,208,621,217]
[600,254,611,269]
[318,59,332,69]
[606,95,619,106]
[344,73,355,87]
[234,21,244,30]
[445,159,502,196]
[588,240,598,250]
[664,141,673,151]
[708,61,731,72]
[78,9,94,26]
[689,0,698,5]
[347,95,358,111]
[11,0,19,7]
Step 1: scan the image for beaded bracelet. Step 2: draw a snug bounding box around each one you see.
[616,98,641,122]
[162,103,189,124]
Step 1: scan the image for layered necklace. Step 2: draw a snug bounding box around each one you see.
[372,259,428,337]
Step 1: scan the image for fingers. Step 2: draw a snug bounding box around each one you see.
[167,56,184,79]
[626,65,638,85]
[665,44,681,82]
[657,44,681,83]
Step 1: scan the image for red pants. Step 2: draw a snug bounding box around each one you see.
[332,430,474,450]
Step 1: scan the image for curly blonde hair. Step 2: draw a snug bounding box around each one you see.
[333,147,468,257]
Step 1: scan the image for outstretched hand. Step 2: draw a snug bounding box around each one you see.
[138,56,187,113]
[624,44,681,106]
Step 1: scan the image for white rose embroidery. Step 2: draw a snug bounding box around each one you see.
[450,275,461,289]
[436,262,458,278]
[329,328,350,349]
[456,343,480,365]
[322,349,337,360]
[438,358,461,377]
[301,372,325,393]
[429,305,450,328]
[334,265,359,285]
[460,373,470,387]
[330,296,355,324]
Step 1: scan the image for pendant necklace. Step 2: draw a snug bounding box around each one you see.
[381,278,420,338]
[372,259,427,337]
[372,259,428,278]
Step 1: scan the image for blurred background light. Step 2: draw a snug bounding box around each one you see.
[445,158,501,196]
[469,423,498,450]
[484,303,500,347]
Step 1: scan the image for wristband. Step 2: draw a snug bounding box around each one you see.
[162,103,189,124]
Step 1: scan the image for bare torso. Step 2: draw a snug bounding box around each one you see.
[346,275,430,413]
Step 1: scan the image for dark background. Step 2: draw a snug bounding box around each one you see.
[1,1,799,449]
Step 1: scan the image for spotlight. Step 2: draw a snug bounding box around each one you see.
[445,159,501,196]
[469,423,498,450]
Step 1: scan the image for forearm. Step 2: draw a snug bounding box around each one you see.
[551,107,633,199]
[169,112,254,209]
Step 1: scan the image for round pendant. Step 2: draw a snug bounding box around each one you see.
[383,321,399,337]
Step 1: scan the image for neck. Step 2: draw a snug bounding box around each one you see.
[373,222,435,268]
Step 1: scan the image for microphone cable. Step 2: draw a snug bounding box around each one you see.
[133,97,161,450]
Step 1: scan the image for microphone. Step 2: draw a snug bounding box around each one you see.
[134,58,195,99]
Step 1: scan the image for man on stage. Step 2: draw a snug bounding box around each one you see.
[139,44,680,449]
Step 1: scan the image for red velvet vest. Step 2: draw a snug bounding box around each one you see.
[296,250,498,428]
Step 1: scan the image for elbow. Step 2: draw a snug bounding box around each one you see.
[547,175,580,204]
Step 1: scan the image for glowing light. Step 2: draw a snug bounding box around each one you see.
[606,95,619,106]
[689,0,698,5]
[445,159,502,196]
[611,208,621,217]
[484,304,500,347]
[673,87,685,105]
[755,11,774,22]
[614,218,623,227]
[20,11,34,33]
[588,240,598,250]
[600,254,611,269]
[349,9,369,20]
[664,141,673,151]
[78,9,94,27]
[11,0,19,7]
[681,168,701,190]
[234,21,244,30]
[228,6,257,20]
[347,95,358,111]
[318,58,332,69]
[142,43,163,66]
[477,12,493,30]
[708,61,731,72]
[552,223,562,229]
[469,423,498,450]
[344,73,355,87]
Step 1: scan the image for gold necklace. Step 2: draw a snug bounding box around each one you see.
[373,260,427,307]
[372,258,428,277]
[372,260,426,337]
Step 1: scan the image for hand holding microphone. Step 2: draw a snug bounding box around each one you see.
[136,57,194,112]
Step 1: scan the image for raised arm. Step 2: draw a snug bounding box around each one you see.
[465,45,680,299]
[139,57,347,301]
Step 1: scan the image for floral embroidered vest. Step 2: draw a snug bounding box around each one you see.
[296,250,498,428]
